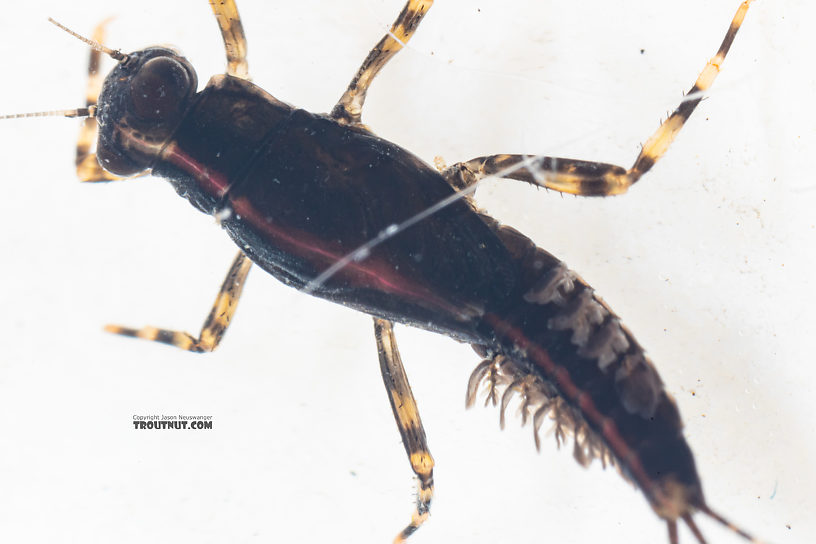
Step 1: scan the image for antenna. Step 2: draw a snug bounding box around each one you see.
[0,106,96,120]
[47,17,128,63]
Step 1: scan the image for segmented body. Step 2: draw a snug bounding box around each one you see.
[469,220,702,520]
[102,66,703,521]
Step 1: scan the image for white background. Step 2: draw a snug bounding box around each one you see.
[0,1,813,543]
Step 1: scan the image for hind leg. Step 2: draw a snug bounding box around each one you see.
[442,1,753,196]
[373,318,435,543]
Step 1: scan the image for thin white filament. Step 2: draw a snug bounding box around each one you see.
[302,156,542,294]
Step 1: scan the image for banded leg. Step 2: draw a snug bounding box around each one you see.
[105,251,252,352]
[209,0,250,79]
[331,0,434,125]
[373,318,434,543]
[75,19,126,183]
[443,1,753,196]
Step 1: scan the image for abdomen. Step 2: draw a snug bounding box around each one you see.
[471,218,706,519]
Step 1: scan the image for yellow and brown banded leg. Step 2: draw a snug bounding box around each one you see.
[373,318,434,543]
[75,19,126,183]
[105,251,252,352]
[331,0,434,125]
[443,1,753,197]
[209,0,250,80]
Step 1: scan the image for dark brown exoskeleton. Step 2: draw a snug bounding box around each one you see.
[9,1,764,543]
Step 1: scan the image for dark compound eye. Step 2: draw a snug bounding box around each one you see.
[129,56,194,121]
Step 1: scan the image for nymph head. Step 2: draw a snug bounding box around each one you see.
[95,47,198,176]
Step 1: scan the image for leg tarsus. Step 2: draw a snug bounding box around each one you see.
[373,318,434,542]
[105,251,252,352]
